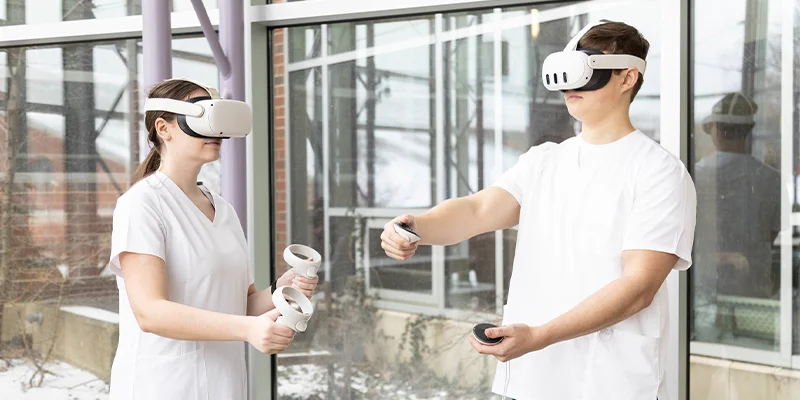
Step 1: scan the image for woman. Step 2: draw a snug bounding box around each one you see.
[107,78,318,400]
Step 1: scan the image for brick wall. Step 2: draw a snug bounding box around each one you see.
[273,14,289,277]
[0,115,122,302]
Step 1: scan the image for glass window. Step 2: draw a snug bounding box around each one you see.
[691,0,784,349]
[690,0,800,397]
[0,35,217,398]
[274,1,662,397]
[0,0,217,25]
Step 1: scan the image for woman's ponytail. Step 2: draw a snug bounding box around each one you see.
[132,146,161,184]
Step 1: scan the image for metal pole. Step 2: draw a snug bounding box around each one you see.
[189,0,231,78]
[219,0,248,232]
[188,0,247,232]
[141,0,172,161]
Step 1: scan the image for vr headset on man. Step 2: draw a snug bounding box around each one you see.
[541,20,647,92]
[144,78,253,139]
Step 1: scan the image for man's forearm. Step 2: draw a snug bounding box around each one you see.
[414,197,478,246]
[540,276,652,346]
[139,299,252,342]
[247,288,276,316]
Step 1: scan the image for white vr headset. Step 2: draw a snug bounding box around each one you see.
[144,78,253,139]
[541,20,647,92]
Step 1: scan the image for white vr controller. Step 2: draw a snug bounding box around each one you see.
[272,286,313,332]
[393,221,420,244]
[272,244,321,332]
[284,244,322,278]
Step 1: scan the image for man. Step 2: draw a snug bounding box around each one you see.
[380,20,696,400]
[692,92,780,342]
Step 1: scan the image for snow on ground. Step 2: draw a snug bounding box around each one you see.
[277,363,492,400]
[0,359,109,400]
[1,358,495,399]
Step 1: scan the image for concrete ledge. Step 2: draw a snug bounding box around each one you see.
[1,302,119,382]
[690,355,800,400]
[368,310,496,390]
[55,305,119,381]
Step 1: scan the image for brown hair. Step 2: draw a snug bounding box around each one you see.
[577,20,650,102]
[132,79,205,184]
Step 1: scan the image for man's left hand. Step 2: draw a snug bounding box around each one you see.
[468,323,551,362]
[276,269,319,298]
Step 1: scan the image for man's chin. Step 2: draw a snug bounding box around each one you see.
[565,106,585,122]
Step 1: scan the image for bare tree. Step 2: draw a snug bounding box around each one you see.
[0,47,26,357]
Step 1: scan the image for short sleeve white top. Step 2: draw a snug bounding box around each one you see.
[491,131,697,400]
[107,171,253,400]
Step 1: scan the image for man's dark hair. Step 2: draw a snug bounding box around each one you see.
[577,20,650,102]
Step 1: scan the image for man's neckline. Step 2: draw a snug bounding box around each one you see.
[576,129,639,148]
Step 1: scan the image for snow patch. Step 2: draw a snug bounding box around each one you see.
[59,306,119,325]
[0,359,109,400]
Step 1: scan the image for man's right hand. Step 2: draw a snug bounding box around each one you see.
[381,214,419,261]
[247,308,296,354]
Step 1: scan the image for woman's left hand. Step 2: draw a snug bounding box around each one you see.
[276,269,319,298]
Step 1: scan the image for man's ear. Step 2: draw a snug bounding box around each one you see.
[622,68,639,90]
[155,118,172,141]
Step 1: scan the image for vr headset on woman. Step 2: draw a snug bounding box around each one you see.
[144,78,253,139]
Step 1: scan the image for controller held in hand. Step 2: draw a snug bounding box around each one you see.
[393,221,421,244]
[472,323,503,345]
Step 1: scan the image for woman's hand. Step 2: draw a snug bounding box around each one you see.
[247,308,296,354]
[276,269,319,298]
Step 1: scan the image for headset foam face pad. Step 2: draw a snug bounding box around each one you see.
[473,323,503,345]
[575,48,612,92]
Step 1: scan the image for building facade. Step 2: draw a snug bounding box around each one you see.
[0,0,798,399]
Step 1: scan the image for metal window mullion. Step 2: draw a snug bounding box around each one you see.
[780,0,794,362]
[660,0,689,397]
[493,7,505,315]
[252,0,573,28]
[0,10,215,48]
[321,24,332,283]
[434,13,446,310]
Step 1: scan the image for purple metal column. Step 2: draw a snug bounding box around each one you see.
[190,0,247,232]
[219,0,247,233]
[141,0,172,161]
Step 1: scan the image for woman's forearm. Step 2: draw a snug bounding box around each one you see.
[247,288,276,316]
[137,299,252,342]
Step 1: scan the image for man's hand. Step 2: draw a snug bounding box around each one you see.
[381,214,419,261]
[276,269,319,298]
[468,324,552,362]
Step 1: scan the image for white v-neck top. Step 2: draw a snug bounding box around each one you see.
[491,131,696,400]
[108,170,253,400]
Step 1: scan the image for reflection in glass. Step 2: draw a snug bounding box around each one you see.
[368,226,432,293]
[0,36,218,399]
[693,92,782,350]
[689,0,790,356]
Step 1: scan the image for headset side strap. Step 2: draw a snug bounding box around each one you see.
[144,98,205,117]
[587,54,647,74]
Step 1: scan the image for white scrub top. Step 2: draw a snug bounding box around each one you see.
[107,171,253,400]
[491,131,696,400]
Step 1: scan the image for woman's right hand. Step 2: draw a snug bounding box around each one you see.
[380,214,419,261]
[247,308,296,354]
